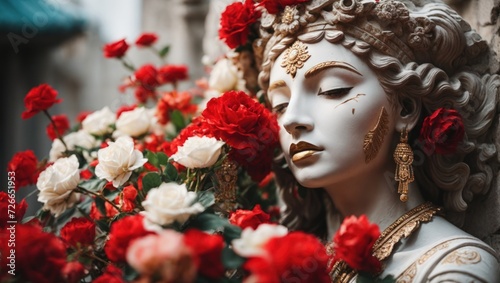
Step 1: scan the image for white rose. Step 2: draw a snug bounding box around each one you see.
[95,136,147,187]
[114,107,152,138]
[49,130,99,162]
[209,58,239,92]
[232,224,288,257]
[171,136,224,168]
[82,106,116,135]
[37,155,81,217]
[141,182,204,226]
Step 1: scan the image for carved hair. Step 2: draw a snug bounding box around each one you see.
[256,0,499,238]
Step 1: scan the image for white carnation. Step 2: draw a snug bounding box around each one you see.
[232,224,288,258]
[37,155,81,217]
[114,107,152,138]
[171,136,224,168]
[82,106,116,135]
[95,136,147,187]
[141,182,204,226]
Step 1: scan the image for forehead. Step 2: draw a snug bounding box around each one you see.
[269,39,372,82]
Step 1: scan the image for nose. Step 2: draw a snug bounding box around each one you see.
[281,99,314,136]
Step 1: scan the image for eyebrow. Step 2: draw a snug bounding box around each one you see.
[304,61,363,78]
[268,80,287,92]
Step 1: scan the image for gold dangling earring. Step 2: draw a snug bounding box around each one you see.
[394,128,414,202]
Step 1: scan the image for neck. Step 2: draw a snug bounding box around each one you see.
[324,166,425,233]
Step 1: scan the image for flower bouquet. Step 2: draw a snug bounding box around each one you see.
[2,32,392,283]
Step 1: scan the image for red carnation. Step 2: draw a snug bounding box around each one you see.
[201,91,279,181]
[103,39,129,58]
[104,215,154,262]
[7,150,39,189]
[229,204,271,229]
[116,104,137,118]
[184,229,225,279]
[62,261,86,283]
[333,215,381,274]
[134,85,156,103]
[89,201,118,220]
[0,192,27,228]
[0,223,67,283]
[158,64,189,84]
[244,232,330,283]
[135,32,158,47]
[93,265,124,283]
[21,84,62,119]
[419,108,465,155]
[119,185,138,212]
[46,114,70,140]
[60,217,96,247]
[260,0,310,14]
[219,0,261,49]
[135,64,159,89]
[156,91,197,124]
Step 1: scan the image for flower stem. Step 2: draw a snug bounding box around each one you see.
[120,57,136,72]
[43,110,69,151]
[76,186,121,212]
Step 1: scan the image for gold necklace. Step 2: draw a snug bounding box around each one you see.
[327,202,441,283]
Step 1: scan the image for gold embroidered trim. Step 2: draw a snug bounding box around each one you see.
[442,249,481,266]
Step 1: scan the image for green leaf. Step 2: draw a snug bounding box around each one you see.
[95,219,110,233]
[123,263,140,281]
[189,213,242,243]
[196,190,215,209]
[221,247,246,269]
[157,152,169,166]
[159,45,170,58]
[145,150,159,168]
[79,179,107,192]
[142,172,163,193]
[170,110,186,131]
[95,197,106,217]
[164,162,178,182]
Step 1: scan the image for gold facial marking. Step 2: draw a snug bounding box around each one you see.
[363,107,389,163]
[268,80,287,93]
[281,41,311,78]
[334,93,366,109]
[305,61,363,78]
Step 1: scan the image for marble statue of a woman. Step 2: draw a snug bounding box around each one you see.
[217,0,500,281]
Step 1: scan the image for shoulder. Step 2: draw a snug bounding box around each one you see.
[395,217,499,282]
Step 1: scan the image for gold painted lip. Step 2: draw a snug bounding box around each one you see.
[290,141,324,162]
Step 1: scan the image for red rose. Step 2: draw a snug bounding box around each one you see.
[7,150,39,188]
[260,0,310,14]
[202,91,279,181]
[0,192,27,228]
[244,232,330,283]
[158,64,189,84]
[333,215,381,274]
[135,32,158,46]
[184,229,225,279]
[93,265,124,283]
[419,108,465,155]
[219,0,261,49]
[116,104,137,118]
[229,204,271,229]
[135,64,159,89]
[46,114,70,140]
[21,84,62,119]
[103,38,129,58]
[104,215,153,262]
[60,217,96,247]
[62,261,86,283]
[119,185,138,212]
[89,201,118,220]
[80,169,93,180]
[0,223,67,283]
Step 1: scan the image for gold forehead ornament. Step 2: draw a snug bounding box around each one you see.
[280,41,311,78]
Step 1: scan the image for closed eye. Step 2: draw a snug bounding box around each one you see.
[272,103,288,116]
[318,87,353,98]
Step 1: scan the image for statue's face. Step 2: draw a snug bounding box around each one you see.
[268,39,396,189]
